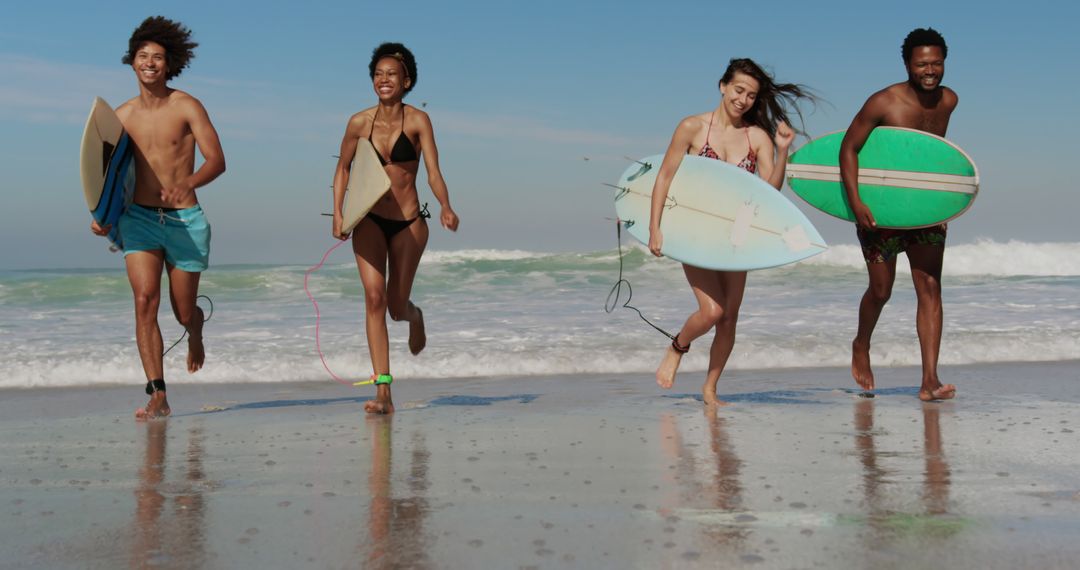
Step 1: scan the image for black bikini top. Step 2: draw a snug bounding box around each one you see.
[369,105,418,166]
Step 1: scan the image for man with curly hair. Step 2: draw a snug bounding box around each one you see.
[91,16,226,419]
[840,28,958,402]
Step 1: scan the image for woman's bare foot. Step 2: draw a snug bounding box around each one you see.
[187,307,205,373]
[135,392,171,421]
[919,383,956,402]
[364,386,395,414]
[702,389,730,407]
[409,305,426,355]
[851,339,874,391]
[656,346,683,389]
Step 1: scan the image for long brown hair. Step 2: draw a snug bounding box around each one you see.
[719,58,817,139]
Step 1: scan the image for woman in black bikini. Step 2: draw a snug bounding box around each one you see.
[331,42,459,414]
[647,58,814,405]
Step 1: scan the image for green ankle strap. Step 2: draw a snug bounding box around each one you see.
[354,374,393,386]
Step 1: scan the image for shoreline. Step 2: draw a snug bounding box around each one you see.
[2,361,1078,568]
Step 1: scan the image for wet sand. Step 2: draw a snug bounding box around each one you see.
[2,361,1079,569]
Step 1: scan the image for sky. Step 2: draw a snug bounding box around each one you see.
[1,0,1077,269]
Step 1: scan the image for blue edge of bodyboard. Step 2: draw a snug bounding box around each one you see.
[94,132,133,249]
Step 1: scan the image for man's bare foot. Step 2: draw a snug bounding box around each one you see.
[656,346,683,389]
[409,306,426,356]
[187,307,205,373]
[135,393,171,420]
[919,384,956,402]
[851,339,874,391]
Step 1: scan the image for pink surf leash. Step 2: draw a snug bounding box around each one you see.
[303,239,375,387]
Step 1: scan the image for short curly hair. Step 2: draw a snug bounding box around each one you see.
[368,42,417,95]
[902,28,947,64]
[121,16,198,81]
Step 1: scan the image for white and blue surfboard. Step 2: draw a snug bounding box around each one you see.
[613,155,827,271]
[80,97,135,250]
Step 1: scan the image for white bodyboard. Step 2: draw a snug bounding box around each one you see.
[341,139,392,233]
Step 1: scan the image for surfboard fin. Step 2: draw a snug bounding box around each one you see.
[603,183,631,201]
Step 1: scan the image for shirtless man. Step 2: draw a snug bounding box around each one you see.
[841,28,957,402]
[90,16,226,419]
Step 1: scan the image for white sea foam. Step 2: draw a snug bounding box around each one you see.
[799,240,1080,276]
[2,240,1078,389]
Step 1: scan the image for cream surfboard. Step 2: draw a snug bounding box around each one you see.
[613,155,827,271]
[787,127,979,228]
[79,97,135,250]
[341,139,392,233]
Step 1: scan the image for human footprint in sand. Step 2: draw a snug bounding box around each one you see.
[89,17,224,420]
[330,43,459,414]
[648,59,817,405]
[840,28,957,402]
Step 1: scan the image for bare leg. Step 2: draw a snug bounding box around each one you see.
[386,219,429,356]
[908,243,955,401]
[126,251,171,419]
[852,258,897,391]
[353,219,394,414]
[701,272,747,405]
[656,266,739,390]
[166,264,204,373]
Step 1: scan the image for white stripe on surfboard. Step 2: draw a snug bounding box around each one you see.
[786,164,977,195]
[620,187,828,251]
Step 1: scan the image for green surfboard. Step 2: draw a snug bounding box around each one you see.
[787,127,979,229]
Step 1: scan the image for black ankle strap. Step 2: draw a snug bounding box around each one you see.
[145,379,167,395]
[671,334,690,354]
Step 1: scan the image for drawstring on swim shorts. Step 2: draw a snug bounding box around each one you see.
[155,208,185,225]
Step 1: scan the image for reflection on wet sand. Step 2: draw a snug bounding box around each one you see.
[660,406,746,549]
[853,399,957,540]
[130,421,209,569]
[360,416,432,569]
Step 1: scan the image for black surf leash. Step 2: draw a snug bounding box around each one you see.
[163,294,214,357]
[604,219,676,341]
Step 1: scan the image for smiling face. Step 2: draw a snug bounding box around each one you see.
[132,41,168,86]
[906,45,945,92]
[720,71,760,118]
[372,57,411,102]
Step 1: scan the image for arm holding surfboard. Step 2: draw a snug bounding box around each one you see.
[647,117,699,257]
[331,113,368,240]
[839,94,886,230]
[416,111,459,232]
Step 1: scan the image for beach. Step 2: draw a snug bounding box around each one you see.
[3,361,1079,569]
[2,245,1080,568]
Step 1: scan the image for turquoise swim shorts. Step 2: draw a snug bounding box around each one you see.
[118,203,211,272]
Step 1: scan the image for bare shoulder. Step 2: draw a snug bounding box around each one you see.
[345,106,376,133]
[169,89,201,107]
[406,104,432,126]
[115,96,140,120]
[167,90,212,122]
[747,125,771,145]
[676,112,709,134]
[942,86,959,108]
[868,83,904,109]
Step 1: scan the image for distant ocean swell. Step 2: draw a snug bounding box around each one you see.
[1,240,1078,389]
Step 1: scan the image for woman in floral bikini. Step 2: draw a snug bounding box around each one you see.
[647,58,816,405]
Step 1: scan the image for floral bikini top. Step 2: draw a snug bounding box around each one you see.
[696,113,757,173]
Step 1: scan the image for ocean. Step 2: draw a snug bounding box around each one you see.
[2,239,1078,389]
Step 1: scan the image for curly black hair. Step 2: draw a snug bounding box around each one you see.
[121,16,198,81]
[368,42,417,95]
[902,28,947,64]
[718,58,818,139]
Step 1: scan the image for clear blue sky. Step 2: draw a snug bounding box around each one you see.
[1,0,1075,269]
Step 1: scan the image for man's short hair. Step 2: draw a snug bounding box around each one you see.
[902,28,947,64]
